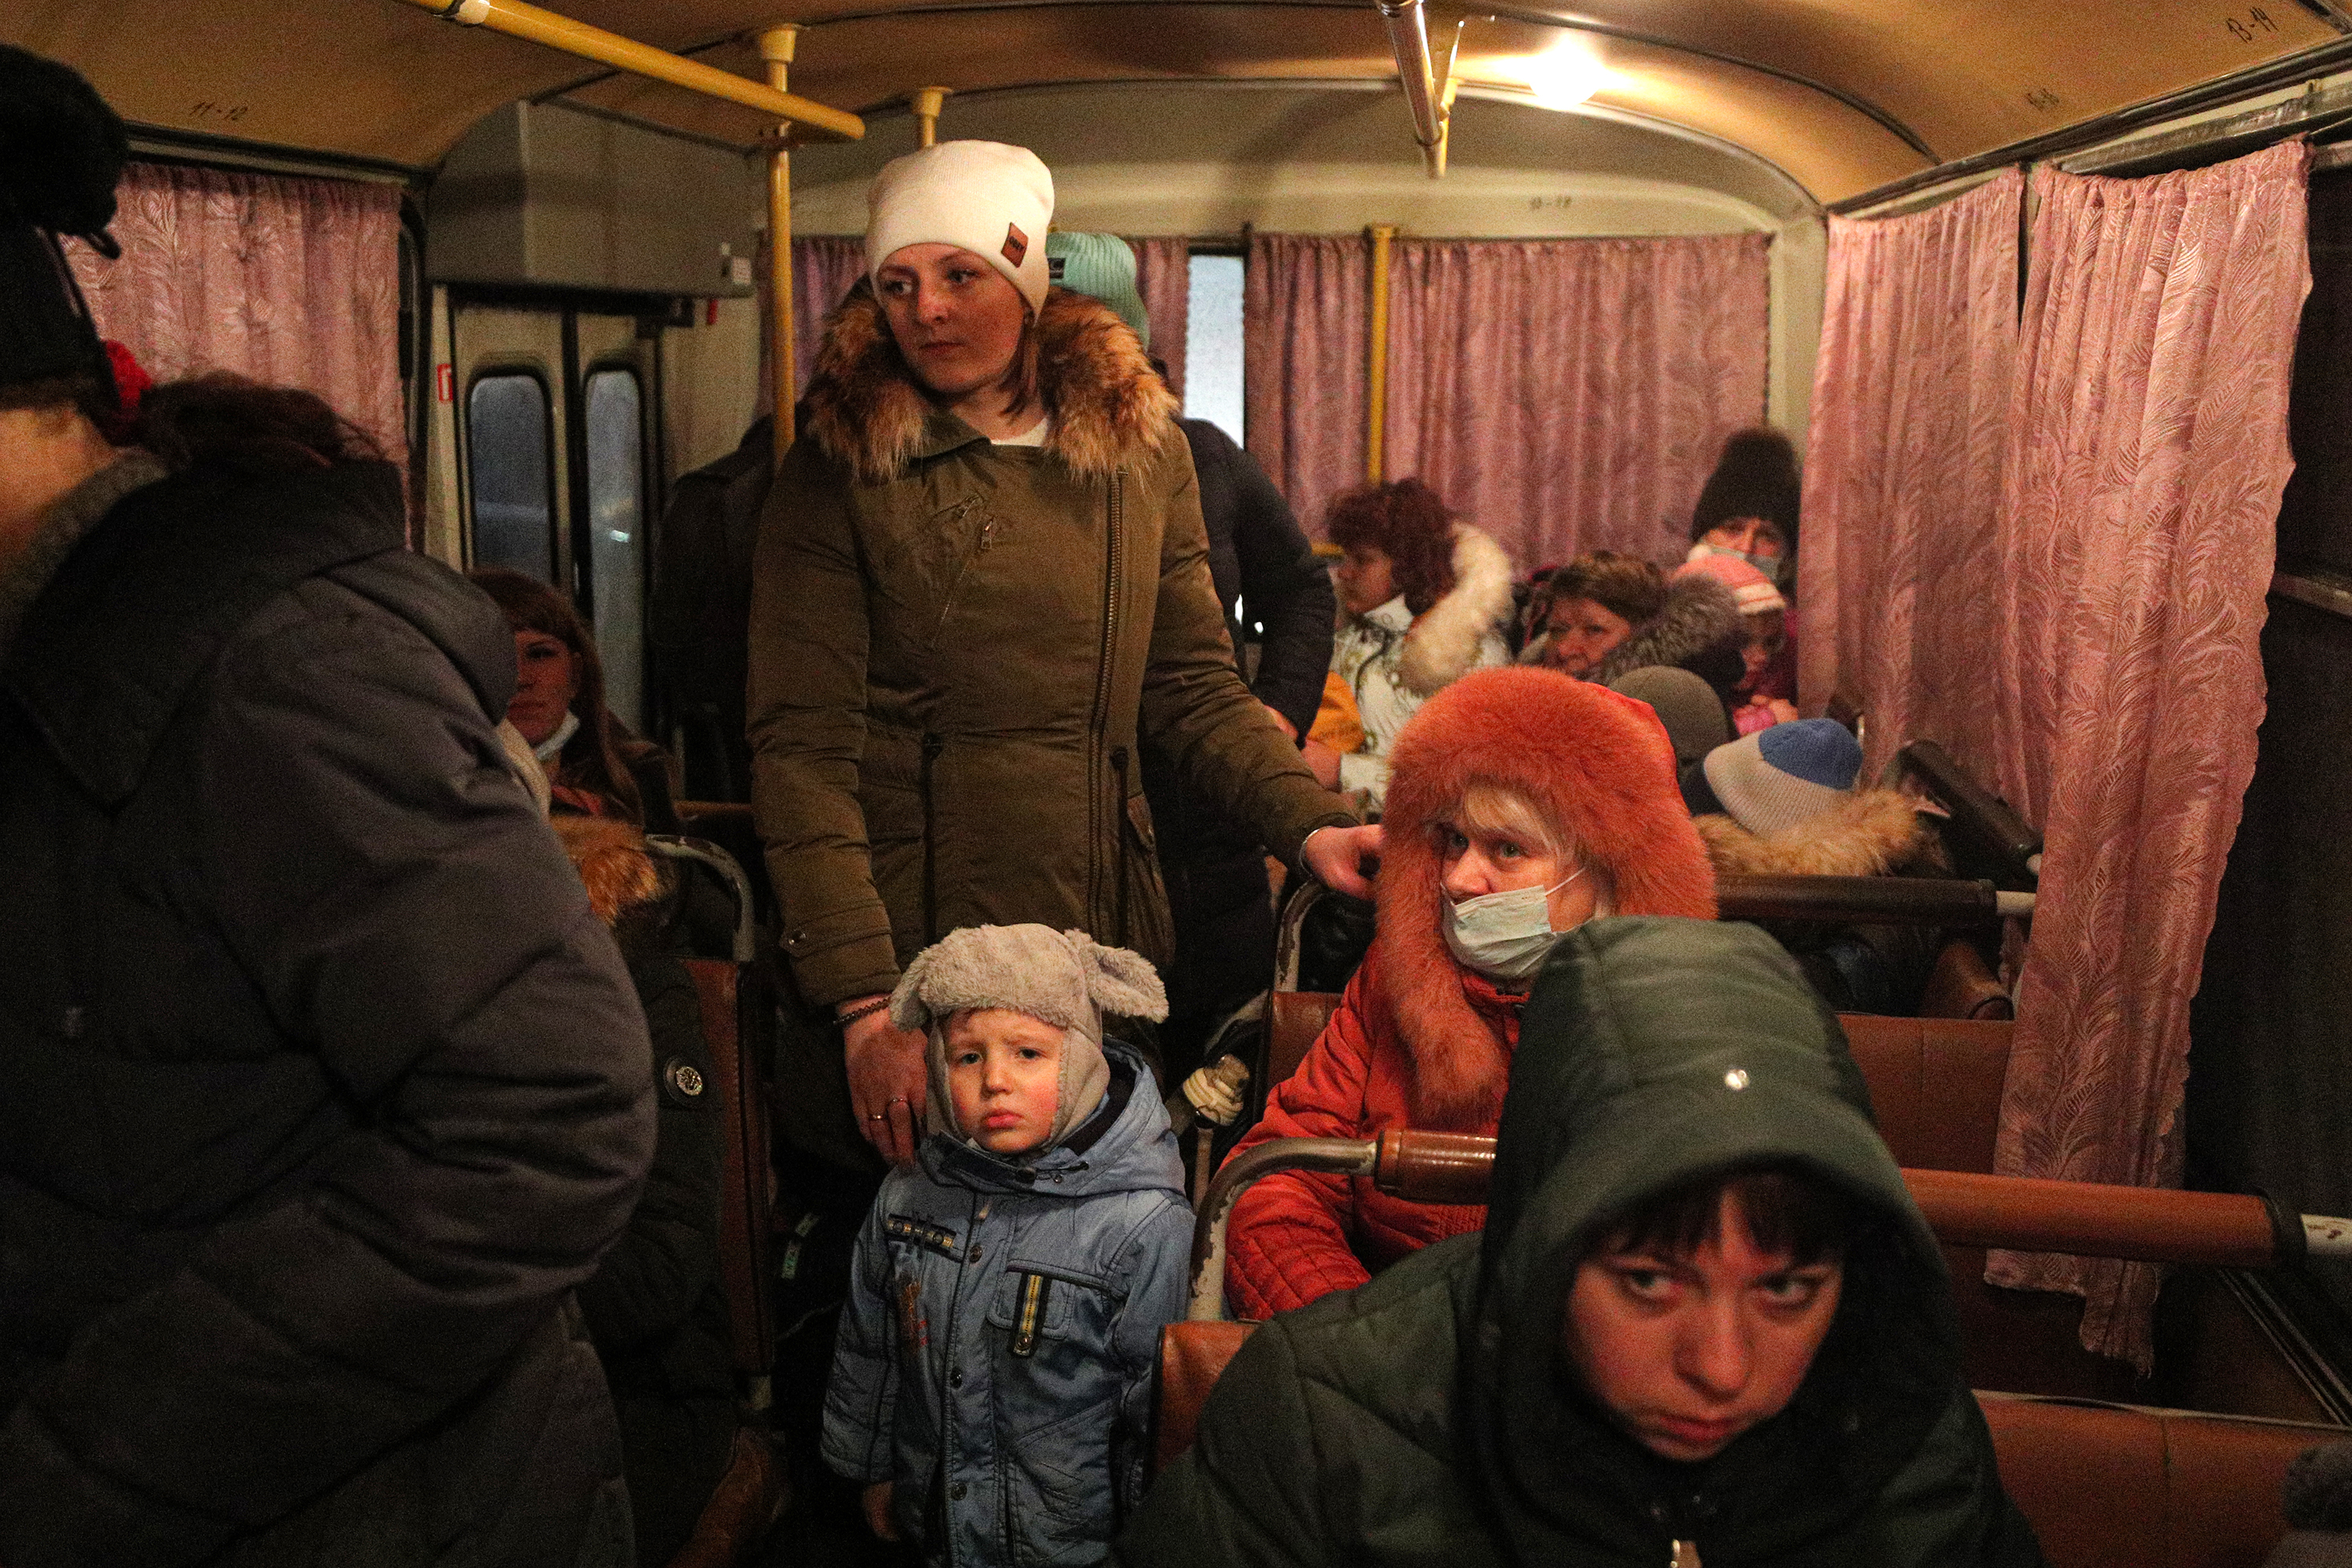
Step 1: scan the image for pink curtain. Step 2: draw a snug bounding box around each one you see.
[764,234,867,400]
[69,163,405,467]
[1383,235,1769,573]
[1129,237,1190,403]
[1799,171,2023,775]
[1245,234,1370,538]
[1987,143,2310,1367]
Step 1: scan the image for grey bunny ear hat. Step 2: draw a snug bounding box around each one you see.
[892,924,1167,1148]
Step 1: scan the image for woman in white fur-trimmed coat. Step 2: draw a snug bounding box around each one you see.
[1305,477,1515,811]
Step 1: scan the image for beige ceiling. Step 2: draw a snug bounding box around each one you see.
[5,0,2345,202]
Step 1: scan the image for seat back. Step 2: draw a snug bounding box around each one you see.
[681,956,778,1387]
[1918,938,2016,1022]
[1980,1394,2334,1568]
[646,838,777,1392]
[1265,990,1342,1091]
[1839,1014,2013,1173]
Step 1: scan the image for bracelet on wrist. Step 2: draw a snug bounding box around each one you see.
[836,998,892,1030]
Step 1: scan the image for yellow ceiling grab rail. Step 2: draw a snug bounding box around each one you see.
[405,0,866,143]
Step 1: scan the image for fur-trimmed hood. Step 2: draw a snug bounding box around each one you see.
[1519,570,1746,691]
[1395,524,1515,697]
[1375,666,1717,1126]
[802,279,1178,485]
[1695,789,1945,879]
[1590,571,1744,686]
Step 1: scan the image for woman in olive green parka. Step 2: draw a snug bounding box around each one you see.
[748,142,1361,1170]
[1121,918,2046,1568]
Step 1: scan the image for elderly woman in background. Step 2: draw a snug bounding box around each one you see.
[1302,477,1515,811]
[1225,666,1716,1319]
[1523,548,1748,699]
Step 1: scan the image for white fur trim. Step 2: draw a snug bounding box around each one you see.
[1396,524,1515,697]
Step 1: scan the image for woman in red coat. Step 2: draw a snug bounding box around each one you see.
[1224,666,1718,1317]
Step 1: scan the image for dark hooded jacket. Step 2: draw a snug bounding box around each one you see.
[1121,919,2042,1568]
[0,455,655,1568]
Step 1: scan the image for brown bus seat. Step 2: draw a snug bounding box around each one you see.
[1265,989,1342,1089]
[1840,1014,2013,1174]
[1246,1007,2132,1399]
[1148,1327,2331,1568]
[1919,938,2016,1022]
[649,834,789,1564]
[1978,1394,2335,1568]
[667,953,791,1563]
[1264,1002,2015,1178]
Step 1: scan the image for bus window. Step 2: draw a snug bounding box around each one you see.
[585,367,646,733]
[1186,252,1245,447]
[466,372,555,583]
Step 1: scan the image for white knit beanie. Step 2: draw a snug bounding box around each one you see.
[1702,718,1864,837]
[866,140,1054,315]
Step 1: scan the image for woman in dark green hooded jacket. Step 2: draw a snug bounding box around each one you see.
[1120,917,2045,1568]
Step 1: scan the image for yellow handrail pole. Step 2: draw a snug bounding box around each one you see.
[1366,223,1396,485]
[757,25,800,466]
[912,86,953,148]
[403,0,863,142]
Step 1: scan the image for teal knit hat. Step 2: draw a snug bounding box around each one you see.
[1044,230,1149,348]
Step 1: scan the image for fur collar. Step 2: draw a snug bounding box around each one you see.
[1396,524,1515,697]
[552,815,665,927]
[1374,666,1717,1127]
[1694,789,1940,879]
[1588,573,1744,686]
[804,281,1177,485]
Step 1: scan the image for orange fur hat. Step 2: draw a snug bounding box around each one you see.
[1377,666,1719,1125]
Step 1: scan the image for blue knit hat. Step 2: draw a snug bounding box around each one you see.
[1044,230,1149,348]
[1701,718,1863,837]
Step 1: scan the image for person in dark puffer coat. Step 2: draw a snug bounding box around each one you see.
[0,50,655,1566]
[554,815,742,1566]
[1123,920,2045,1568]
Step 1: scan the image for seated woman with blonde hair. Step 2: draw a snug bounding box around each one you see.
[1223,666,1717,1319]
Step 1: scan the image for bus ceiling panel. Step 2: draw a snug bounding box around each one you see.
[6,0,2340,180]
[774,82,1820,225]
[2,0,829,169]
[557,6,1925,201]
[556,0,2339,176]
[1460,0,2341,165]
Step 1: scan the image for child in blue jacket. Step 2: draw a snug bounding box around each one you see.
[823,924,1194,1567]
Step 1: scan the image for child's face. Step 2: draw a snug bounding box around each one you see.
[1559,1189,1842,1462]
[945,1008,1065,1155]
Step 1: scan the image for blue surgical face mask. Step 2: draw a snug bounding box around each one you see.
[1443,867,1588,985]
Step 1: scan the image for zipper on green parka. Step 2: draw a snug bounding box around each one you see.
[920,731,944,945]
[1088,470,1124,933]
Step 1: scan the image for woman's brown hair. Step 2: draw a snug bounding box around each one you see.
[468,566,646,826]
[1543,551,1669,628]
[1325,477,1457,615]
[1589,1163,1860,1269]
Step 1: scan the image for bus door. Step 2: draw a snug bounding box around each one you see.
[451,302,662,734]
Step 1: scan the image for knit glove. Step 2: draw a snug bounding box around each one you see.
[1181,1055,1251,1127]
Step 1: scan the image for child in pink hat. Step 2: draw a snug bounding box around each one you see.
[1674,554,1796,734]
